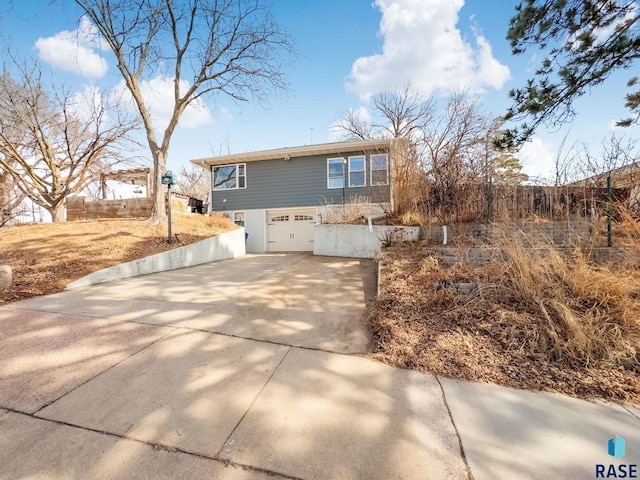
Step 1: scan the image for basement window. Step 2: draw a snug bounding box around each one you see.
[233,211,245,227]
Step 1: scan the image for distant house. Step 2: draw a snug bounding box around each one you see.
[569,161,640,211]
[191,138,407,253]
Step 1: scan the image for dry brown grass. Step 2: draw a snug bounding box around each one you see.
[0,214,237,304]
[614,203,640,246]
[371,235,640,402]
[493,232,639,368]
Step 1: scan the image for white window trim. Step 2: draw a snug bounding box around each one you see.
[327,157,345,189]
[370,153,389,186]
[348,155,366,188]
[212,163,247,191]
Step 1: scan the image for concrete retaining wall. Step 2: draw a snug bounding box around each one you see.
[432,246,640,268]
[66,228,246,289]
[423,221,592,246]
[314,224,420,259]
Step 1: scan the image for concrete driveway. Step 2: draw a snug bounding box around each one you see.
[0,254,468,479]
[10,254,375,354]
[1,253,639,480]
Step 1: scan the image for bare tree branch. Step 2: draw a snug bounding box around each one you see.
[0,57,141,221]
[75,0,296,223]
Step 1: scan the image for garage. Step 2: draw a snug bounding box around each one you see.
[266,208,317,252]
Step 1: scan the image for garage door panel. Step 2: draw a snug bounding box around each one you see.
[267,209,316,252]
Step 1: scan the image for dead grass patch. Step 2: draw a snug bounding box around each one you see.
[0,214,237,304]
[371,237,640,402]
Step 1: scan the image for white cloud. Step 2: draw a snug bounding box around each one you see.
[348,0,510,99]
[36,16,108,79]
[112,75,213,131]
[518,137,557,183]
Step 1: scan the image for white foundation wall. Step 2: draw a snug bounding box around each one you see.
[217,202,389,253]
[313,224,420,259]
[216,209,266,253]
[244,209,267,252]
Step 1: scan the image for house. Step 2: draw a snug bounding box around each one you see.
[191,138,407,253]
[569,161,640,211]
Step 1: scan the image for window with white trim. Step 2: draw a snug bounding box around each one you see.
[370,153,389,186]
[233,211,245,227]
[327,158,345,189]
[348,155,366,187]
[294,214,314,221]
[213,163,246,190]
[271,215,289,222]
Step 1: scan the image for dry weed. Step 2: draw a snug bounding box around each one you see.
[492,234,640,369]
[320,195,381,224]
[370,236,640,401]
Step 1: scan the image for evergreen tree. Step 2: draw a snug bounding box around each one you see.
[505,0,640,144]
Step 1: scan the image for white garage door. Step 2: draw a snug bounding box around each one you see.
[267,208,316,252]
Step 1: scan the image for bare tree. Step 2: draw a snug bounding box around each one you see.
[334,84,435,143]
[333,108,375,141]
[334,86,527,220]
[175,164,210,203]
[421,92,495,222]
[76,0,295,223]
[571,133,640,190]
[0,62,140,222]
[0,167,24,226]
[333,84,436,215]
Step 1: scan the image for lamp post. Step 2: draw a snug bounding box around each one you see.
[161,170,177,243]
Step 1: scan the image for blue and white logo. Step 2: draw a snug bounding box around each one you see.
[609,435,626,460]
[596,435,637,478]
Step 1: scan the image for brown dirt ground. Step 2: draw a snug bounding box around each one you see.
[0,214,237,305]
[370,242,640,403]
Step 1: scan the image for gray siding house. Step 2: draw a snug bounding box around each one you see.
[191,138,405,253]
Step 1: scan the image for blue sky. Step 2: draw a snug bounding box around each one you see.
[1,0,637,184]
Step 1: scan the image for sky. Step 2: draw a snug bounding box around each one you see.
[1,0,638,186]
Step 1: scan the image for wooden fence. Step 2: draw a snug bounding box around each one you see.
[420,184,633,224]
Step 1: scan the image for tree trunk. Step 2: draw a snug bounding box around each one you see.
[149,148,167,224]
[49,202,65,222]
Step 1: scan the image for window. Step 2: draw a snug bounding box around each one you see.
[370,153,389,186]
[294,214,314,221]
[327,158,345,189]
[213,163,246,190]
[349,156,366,187]
[233,211,245,227]
[271,215,289,222]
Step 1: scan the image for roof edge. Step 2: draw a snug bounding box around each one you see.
[190,138,400,167]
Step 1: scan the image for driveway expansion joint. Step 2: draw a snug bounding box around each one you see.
[31,327,177,416]
[217,346,293,459]
[5,408,302,480]
[436,376,474,480]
